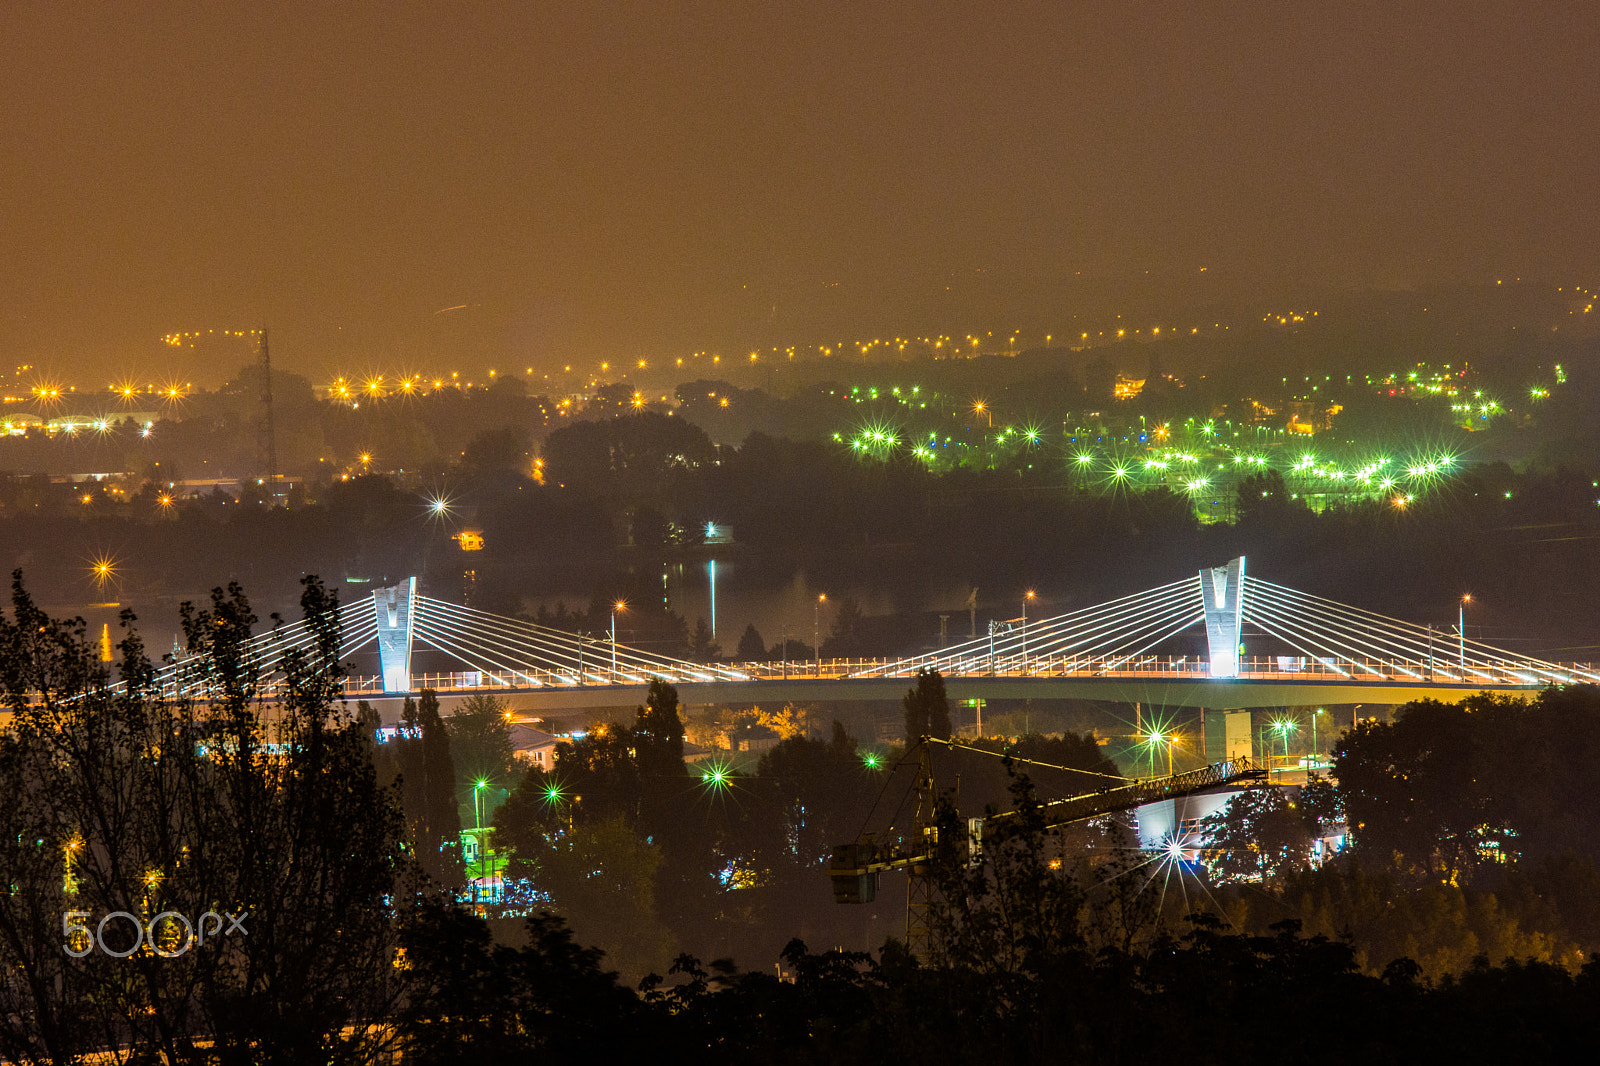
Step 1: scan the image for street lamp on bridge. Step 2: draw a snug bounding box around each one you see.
[815,593,826,677]
[1022,590,1035,672]
[1459,594,1472,668]
[610,600,626,680]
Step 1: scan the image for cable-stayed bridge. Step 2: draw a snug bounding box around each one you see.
[153,560,1598,712]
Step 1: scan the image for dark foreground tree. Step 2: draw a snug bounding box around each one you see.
[373,691,463,888]
[0,572,408,1065]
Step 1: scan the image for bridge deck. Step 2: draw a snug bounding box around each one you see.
[339,658,1584,713]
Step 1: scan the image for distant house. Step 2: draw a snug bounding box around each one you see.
[682,742,717,766]
[509,725,560,770]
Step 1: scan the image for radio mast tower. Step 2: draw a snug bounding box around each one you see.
[258,327,278,481]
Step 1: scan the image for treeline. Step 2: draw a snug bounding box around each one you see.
[1185,687,1600,976]
[399,908,1600,1063]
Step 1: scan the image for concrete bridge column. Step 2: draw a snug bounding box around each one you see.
[1202,708,1254,761]
[373,577,415,694]
[1202,557,1246,678]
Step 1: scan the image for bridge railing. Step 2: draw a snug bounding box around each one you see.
[338,656,1600,696]
[846,654,1599,686]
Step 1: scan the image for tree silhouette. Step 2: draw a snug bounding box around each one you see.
[382,691,463,888]
[448,692,517,792]
[1198,784,1311,882]
[735,623,766,661]
[689,617,722,662]
[902,668,953,742]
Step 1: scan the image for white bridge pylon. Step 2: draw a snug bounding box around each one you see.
[850,556,1600,688]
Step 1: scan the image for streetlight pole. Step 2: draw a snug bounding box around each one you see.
[1022,590,1035,673]
[472,779,485,904]
[1148,731,1173,776]
[815,593,825,677]
[1459,594,1471,668]
[610,601,625,681]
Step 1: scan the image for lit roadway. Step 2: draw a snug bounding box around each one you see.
[343,660,1569,717]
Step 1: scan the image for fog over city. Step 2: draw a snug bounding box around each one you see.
[3,3,1597,379]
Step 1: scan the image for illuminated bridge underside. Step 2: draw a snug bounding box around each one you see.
[349,674,1554,714]
[148,562,1597,711]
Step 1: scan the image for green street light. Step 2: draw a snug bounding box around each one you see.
[1145,729,1175,776]
[700,759,732,793]
[1270,718,1298,757]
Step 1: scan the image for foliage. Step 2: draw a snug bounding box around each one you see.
[689,616,722,662]
[461,424,531,474]
[685,701,804,752]
[494,681,692,978]
[1234,467,1308,525]
[633,679,686,780]
[1332,689,1600,884]
[1238,857,1581,978]
[1298,772,1344,837]
[734,623,766,661]
[372,691,463,889]
[754,723,872,871]
[821,594,866,658]
[902,667,952,741]
[1199,784,1312,883]
[928,767,1087,979]
[0,572,407,1065]
[535,815,677,982]
[447,692,517,791]
[540,410,714,505]
[397,906,659,1064]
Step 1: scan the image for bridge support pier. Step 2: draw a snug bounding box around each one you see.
[373,577,416,694]
[1202,708,1254,762]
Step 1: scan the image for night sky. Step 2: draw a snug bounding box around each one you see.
[3,2,1597,381]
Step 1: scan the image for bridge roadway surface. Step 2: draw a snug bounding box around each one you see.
[344,666,1561,718]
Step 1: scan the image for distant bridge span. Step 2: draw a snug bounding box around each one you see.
[161,558,1598,715]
